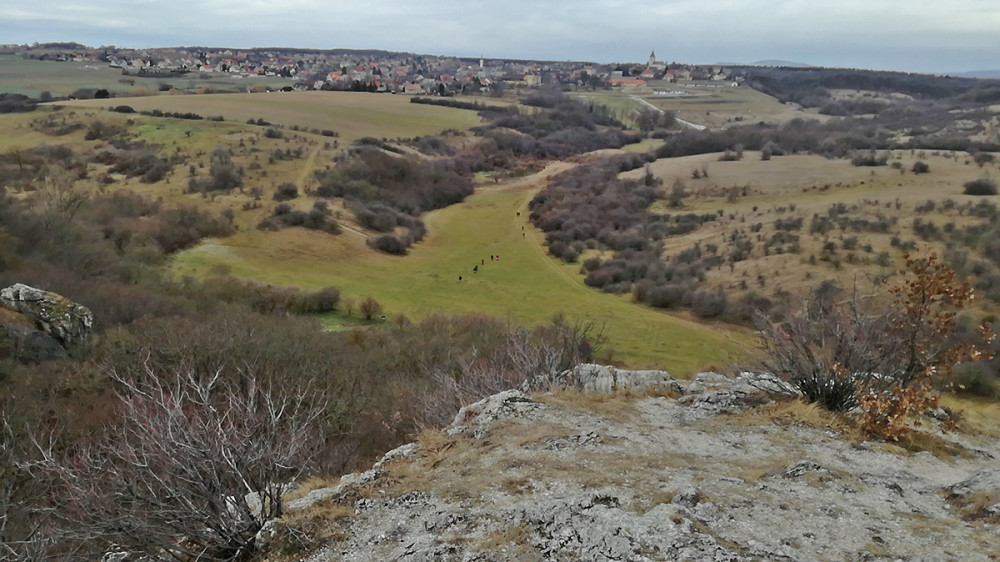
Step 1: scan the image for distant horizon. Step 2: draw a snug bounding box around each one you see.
[4,1,999,75]
[11,42,1000,78]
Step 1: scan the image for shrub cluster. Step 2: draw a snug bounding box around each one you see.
[258,200,340,234]
[753,254,995,439]
[314,147,473,215]
[964,177,997,196]
[0,93,38,113]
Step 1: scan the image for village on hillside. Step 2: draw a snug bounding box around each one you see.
[0,43,742,96]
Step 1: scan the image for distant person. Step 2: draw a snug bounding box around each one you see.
[459,275,462,281]
[516,212,520,217]
[490,255,494,261]
[482,259,485,265]
[474,265,478,273]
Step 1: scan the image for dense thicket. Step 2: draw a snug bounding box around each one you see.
[528,155,742,320]
[315,148,472,215]
[478,90,641,157]
[741,67,998,105]
[0,93,38,113]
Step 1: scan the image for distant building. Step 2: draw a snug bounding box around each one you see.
[647,50,667,71]
[607,78,647,88]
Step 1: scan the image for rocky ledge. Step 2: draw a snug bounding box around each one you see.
[271,366,1000,561]
[0,283,93,362]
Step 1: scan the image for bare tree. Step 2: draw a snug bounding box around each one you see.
[30,366,325,561]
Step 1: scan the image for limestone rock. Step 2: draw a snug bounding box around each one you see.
[946,468,1000,498]
[0,320,67,363]
[0,283,93,347]
[551,363,680,394]
[446,389,543,438]
[277,365,1000,561]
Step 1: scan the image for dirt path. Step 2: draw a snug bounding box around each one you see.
[295,145,321,188]
[483,160,593,293]
[629,94,706,131]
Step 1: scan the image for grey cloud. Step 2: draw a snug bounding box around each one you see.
[1,0,998,72]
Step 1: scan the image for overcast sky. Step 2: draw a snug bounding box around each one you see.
[3,0,998,73]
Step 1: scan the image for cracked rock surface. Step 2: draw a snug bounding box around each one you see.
[280,370,1000,561]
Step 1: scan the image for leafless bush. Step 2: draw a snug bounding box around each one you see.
[752,254,994,420]
[413,319,604,428]
[28,366,325,561]
[752,286,898,411]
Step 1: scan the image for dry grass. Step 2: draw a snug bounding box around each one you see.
[715,397,866,441]
[631,488,677,514]
[281,475,339,502]
[533,386,680,422]
[266,503,354,559]
[476,525,541,560]
[890,430,977,461]
[940,394,1000,440]
[720,396,981,461]
[947,489,1000,523]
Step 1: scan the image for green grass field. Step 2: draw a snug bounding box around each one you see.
[0,55,289,97]
[60,91,486,143]
[573,83,819,129]
[174,164,745,375]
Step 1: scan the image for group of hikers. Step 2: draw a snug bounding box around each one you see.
[459,253,500,282]
[456,211,524,282]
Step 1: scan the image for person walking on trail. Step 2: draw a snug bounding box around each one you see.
[458,275,462,281]
[474,265,478,273]
[490,255,494,261]
[481,259,485,265]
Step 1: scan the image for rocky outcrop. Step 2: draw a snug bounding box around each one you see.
[0,320,68,362]
[0,283,93,348]
[277,370,1000,561]
[533,363,682,394]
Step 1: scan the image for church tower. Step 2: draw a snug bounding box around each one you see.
[648,50,656,68]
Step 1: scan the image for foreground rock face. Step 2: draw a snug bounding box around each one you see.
[280,370,1000,561]
[0,283,93,348]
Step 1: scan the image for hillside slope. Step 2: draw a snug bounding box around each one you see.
[266,367,1000,561]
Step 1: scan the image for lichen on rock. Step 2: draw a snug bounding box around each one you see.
[0,283,93,348]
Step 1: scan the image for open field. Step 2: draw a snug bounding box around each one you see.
[60,91,487,143]
[642,81,820,128]
[574,82,819,129]
[623,150,1000,313]
[174,163,746,374]
[0,55,290,97]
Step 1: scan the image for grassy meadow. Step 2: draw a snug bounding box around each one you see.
[175,162,745,374]
[0,55,289,97]
[60,91,487,143]
[575,82,818,129]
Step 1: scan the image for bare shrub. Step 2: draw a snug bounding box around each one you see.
[413,318,604,429]
[964,177,997,196]
[369,234,408,255]
[359,297,382,320]
[28,367,325,560]
[753,253,995,437]
[272,182,298,201]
